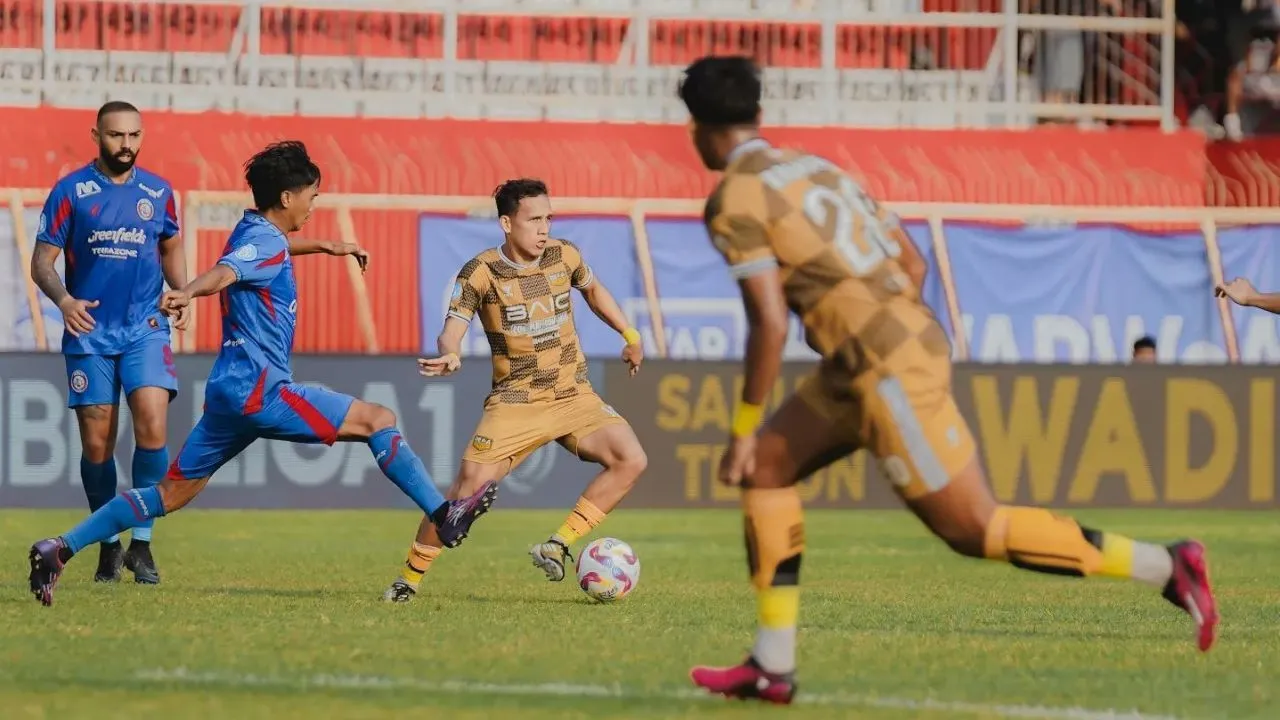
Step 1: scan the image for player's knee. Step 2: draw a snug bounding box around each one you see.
[370,404,398,432]
[607,443,647,480]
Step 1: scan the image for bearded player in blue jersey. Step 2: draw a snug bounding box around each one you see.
[28,140,498,607]
[30,101,187,585]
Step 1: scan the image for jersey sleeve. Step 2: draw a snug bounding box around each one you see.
[217,231,287,287]
[160,190,180,240]
[704,176,777,280]
[561,240,595,289]
[447,258,491,323]
[36,180,75,249]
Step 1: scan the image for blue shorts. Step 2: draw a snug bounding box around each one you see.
[65,335,179,408]
[170,382,355,480]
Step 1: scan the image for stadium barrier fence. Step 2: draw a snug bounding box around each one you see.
[6,188,1280,359]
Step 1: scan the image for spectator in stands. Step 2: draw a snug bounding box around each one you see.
[1027,0,1122,122]
[1132,335,1158,363]
[1221,0,1280,140]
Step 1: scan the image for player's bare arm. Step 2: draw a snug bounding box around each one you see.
[1216,277,1280,314]
[31,241,98,337]
[418,315,467,377]
[722,268,789,487]
[288,239,369,272]
[159,263,237,316]
[579,280,644,375]
[158,235,190,330]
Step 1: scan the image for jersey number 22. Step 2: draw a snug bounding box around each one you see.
[803,178,902,276]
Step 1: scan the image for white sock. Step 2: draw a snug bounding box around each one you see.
[752,627,797,675]
[1131,542,1174,588]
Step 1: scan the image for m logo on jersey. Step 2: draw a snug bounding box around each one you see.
[136,198,154,221]
[69,370,89,393]
[138,183,166,199]
[75,180,101,198]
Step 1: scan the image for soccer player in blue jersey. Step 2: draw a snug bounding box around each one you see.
[27,140,498,607]
[30,101,187,585]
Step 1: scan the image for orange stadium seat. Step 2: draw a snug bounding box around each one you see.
[3,0,1004,69]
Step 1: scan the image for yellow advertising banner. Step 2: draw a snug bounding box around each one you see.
[608,363,1277,509]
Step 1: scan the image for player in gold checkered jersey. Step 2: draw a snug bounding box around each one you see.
[383,178,648,603]
[678,56,1219,704]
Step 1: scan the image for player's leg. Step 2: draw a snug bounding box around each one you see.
[866,374,1219,652]
[386,404,545,602]
[119,334,179,584]
[531,396,646,581]
[66,353,126,582]
[28,413,249,606]
[256,384,498,547]
[691,379,859,704]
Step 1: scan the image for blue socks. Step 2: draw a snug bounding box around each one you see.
[369,428,445,516]
[130,446,168,543]
[63,487,166,554]
[80,458,120,544]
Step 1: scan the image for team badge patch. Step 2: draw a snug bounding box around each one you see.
[234,243,258,262]
[136,198,155,221]
[602,404,619,418]
[471,435,493,452]
[451,281,463,301]
[38,212,46,234]
[69,370,89,394]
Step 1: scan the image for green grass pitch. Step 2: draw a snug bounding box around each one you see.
[0,508,1276,719]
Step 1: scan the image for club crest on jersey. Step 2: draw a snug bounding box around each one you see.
[711,234,731,253]
[234,244,258,262]
[136,198,155,221]
[69,370,89,393]
[471,435,493,452]
[451,281,463,301]
[548,271,568,287]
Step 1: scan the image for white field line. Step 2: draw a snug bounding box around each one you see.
[135,667,1179,720]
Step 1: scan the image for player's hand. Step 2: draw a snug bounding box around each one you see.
[621,341,643,377]
[717,434,757,487]
[170,303,192,331]
[331,243,369,273]
[1215,277,1257,307]
[57,296,98,337]
[159,289,191,316]
[418,353,461,378]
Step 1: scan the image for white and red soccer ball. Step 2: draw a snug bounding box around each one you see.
[575,537,640,603]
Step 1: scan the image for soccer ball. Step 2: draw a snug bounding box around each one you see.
[575,537,640,603]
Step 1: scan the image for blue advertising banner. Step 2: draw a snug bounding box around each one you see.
[940,223,1228,363]
[1218,225,1280,362]
[415,214,1280,364]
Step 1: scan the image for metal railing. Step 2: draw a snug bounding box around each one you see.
[0,0,1177,129]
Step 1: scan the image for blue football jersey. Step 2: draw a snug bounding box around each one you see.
[204,211,298,415]
[37,162,179,355]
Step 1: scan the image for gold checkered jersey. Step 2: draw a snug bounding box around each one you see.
[447,240,594,405]
[703,141,952,390]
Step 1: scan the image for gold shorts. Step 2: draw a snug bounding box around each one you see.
[463,391,628,466]
[796,356,977,501]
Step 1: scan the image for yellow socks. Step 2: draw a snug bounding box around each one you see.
[399,542,441,588]
[742,487,805,674]
[553,497,607,547]
[984,506,1172,587]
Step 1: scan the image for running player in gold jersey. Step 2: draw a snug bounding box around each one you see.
[382,178,647,603]
[677,55,1219,705]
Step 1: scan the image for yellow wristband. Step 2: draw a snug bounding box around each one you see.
[622,327,642,346]
[731,402,764,438]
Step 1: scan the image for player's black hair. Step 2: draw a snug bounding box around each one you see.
[678,55,762,126]
[493,178,549,217]
[243,141,322,212]
[1133,335,1157,352]
[96,100,139,125]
